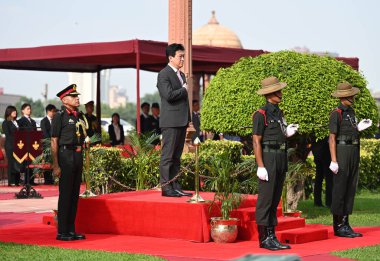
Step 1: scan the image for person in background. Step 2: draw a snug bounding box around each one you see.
[84,101,100,141]
[311,137,333,208]
[191,100,203,143]
[139,102,153,134]
[40,104,57,185]
[2,106,20,186]
[151,102,161,139]
[17,103,37,185]
[108,113,125,146]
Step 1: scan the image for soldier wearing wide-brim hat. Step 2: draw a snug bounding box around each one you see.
[51,84,88,241]
[84,100,99,140]
[328,82,371,238]
[252,76,299,251]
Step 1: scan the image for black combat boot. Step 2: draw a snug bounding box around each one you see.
[333,215,355,238]
[257,225,281,251]
[267,226,291,249]
[343,215,362,237]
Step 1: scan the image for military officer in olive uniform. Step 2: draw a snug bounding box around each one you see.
[252,76,299,251]
[51,84,88,241]
[329,82,372,238]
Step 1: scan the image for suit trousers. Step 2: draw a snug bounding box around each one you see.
[57,148,83,234]
[313,144,333,206]
[159,126,187,191]
[331,144,359,216]
[255,151,287,226]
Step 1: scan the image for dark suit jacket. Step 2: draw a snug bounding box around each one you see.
[2,120,20,173]
[139,114,153,134]
[2,120,17,151]
[108,124,125,146]
[156,65,190,128]
[40,117,52,138]
[17,116,37,131]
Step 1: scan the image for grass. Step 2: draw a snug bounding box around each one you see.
[0,242,164,261]
[298,189,380,260]
[298,189,380,226]
[332,244,380,261]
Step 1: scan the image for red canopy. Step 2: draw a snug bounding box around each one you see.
[0,39,359,133]
[0,39,358,73]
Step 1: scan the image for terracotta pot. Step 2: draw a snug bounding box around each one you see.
[210,217,239,243]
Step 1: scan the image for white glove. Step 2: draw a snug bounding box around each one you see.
[329,161,339,174]
[257,167,269,181]
[357,119,372,131]
[286,124,299,137]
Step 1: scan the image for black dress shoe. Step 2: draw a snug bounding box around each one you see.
[69,232,86,240]
[56,233,74,241]
[174,189,193,197]
[162,190,181,197]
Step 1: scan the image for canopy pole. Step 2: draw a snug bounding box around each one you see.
[96,69,101,133]
[136,41,141,135]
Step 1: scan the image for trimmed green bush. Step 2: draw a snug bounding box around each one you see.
[202,51,378,140]
[359,139,380,191]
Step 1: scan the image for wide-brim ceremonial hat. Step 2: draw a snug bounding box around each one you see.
[56,84,80,99]
[257,76,287,95]
[331,82,360,98]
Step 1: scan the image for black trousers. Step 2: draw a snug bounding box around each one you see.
[57,148,83,234]
[331,144,359,216]
[159,127,186,191]
[312,140,333,206]
[255,151,287,226]
[5,146,20,185]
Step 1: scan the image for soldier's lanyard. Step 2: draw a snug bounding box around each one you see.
[266,110,287,135]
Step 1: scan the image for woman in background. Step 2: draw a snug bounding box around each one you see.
[2,106,21,186]
[108,113,124,146]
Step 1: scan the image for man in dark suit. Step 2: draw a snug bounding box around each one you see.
[191,100,203,143]
[40,104,57,184]
[17,103,37,185]
[156,43,192,197]
[151,102,161,134]
[139,102,153,134]
[84,101,100,141]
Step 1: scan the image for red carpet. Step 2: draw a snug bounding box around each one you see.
[74,191,328,244]
[0,222,379,260]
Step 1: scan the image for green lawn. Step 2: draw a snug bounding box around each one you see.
[298,190,380,226]
[0,242,164,261]
[332,244,380,261]
[298,189,380,260]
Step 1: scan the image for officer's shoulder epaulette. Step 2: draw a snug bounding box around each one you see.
[252,107,268,126]
[330,107,343,123]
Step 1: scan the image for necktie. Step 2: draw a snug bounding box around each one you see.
[177,70,183,85]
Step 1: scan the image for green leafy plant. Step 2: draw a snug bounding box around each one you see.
[123,131,160,190]
[205,152,244,220]
[359,139,380,191]
[202,51,378,140]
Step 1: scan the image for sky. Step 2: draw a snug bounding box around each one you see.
[0,0,379,103]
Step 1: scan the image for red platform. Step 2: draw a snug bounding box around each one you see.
[71,190,329,244]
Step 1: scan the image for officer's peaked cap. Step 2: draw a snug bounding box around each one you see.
[56,84,80,99]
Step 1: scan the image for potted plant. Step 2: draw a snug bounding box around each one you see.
[206,152,244,243]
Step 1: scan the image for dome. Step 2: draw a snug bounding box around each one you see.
[193,11,242,49]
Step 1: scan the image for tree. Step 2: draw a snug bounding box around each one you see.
[202,51,378,141]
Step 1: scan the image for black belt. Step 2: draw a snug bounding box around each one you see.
[262,144,286,153]
[337,140,359,145]
[60,145,82,151]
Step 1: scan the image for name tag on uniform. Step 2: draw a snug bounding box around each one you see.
[68,119,75,124]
